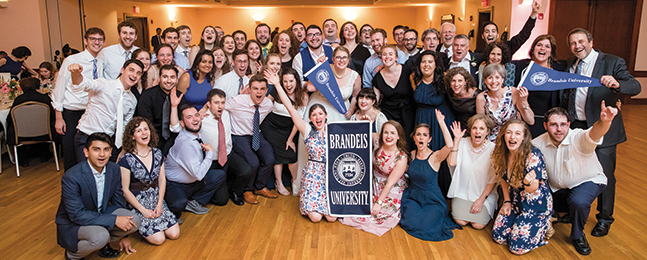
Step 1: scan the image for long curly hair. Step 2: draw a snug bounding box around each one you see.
[190,49,215,83]
[443,66,476,97]
[269,30,299,58]
[122,117,159,154]
[491,119,532,188]
[375,120,409,160]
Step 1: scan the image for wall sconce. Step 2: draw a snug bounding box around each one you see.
[167,5,177,26]
[252,14,265,23]
[0,0,8,8]
[342,7,358,21]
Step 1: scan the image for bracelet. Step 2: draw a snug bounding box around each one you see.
[451,149,459,152]
[523,179,535,187]
[504,201,512,204]
[523,105,530,110]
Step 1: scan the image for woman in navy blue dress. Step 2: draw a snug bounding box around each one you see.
[177,49,214,110]
[400,110,461,241]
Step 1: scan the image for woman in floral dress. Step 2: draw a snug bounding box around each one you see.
[476,63,534,141]
[491,119,553,255]
[119,117,179,245]
[340,120,409,236]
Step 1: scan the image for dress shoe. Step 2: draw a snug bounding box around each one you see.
[243,191,259,204]
[573,235,592,255]
[229,192,245,206]
[97,244,120,258]
[591,222,611,237]
[254,187,278,199]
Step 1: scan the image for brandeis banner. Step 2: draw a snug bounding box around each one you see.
[326,121,372,217]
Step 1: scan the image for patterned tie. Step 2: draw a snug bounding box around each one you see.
[238,77,244,94]
[183,50,189,57]
[217,118,228,166]
[92,59,98,79]
[162,95,171,139]
[568,60,584,121]
[124,50,132,59]
[196,138,206,159]
[115,88,124,148]
[252,105,260,151]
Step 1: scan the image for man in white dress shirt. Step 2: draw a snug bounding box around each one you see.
[214,49,249,99]
[52,27,106,171]
[68,59,143,163]
[176,25,192,59]
[98,20,139,79]
[439,22,456,57]
[151,27,190,70]
[532,104,616,255]
[292,24,334,87]
[447,34,480,81]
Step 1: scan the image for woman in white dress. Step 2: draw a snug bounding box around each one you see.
[446,114,498,229]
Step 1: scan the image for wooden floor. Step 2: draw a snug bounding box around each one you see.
[1,105,647,260]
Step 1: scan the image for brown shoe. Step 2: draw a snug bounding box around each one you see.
[254,187,278,199]
[243,191,259,204]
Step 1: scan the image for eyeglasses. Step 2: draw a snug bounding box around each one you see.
[334,56,349,61]
[306,32,322,38]
[87,37,105,42]
[404,38,418,42]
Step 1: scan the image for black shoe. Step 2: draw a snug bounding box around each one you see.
[64,250,85,260]
[573,235,592,255]
[229,192,244,206]
[97,244,120,258]
[591,222,610,237]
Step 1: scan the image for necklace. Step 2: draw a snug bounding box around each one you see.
[334,69,347,79]
[469,141,487,154]
[135,147,151,158]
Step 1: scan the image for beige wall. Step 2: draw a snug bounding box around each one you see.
[0,0,49,68]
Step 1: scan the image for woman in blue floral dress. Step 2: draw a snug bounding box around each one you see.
[265,70,337,223]
[476,63,535,142]
[491,119,553,255]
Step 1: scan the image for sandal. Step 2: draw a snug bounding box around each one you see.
[276,181,290,196]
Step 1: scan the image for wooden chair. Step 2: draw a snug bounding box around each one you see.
[11,101,59,177]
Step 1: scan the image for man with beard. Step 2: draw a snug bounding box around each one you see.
[393,25,408,54]
[291,22,307,52]
[232,30,247,51]
[215,49,249,99]
[68,59,143,163]
[164,104,226,221]
[152,27,190,70]
[98,21,139,80]
[255,23,272,59]
[226,75,276,204]
[323,19,340,47]
[53,27,106,171]
[360,24,374,54]
[532,105,615,255]
[475,0,540,58]
[402,29,420,61]
[137,64,186,155]
[361,28,407,88]
[292,24,334,86]
[176,25,192,59]
[447,34,480,81]
[438,23,456,57]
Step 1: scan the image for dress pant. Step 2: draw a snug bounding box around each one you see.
[73,130,119,164]
[572,120,617,224]
[62,109,84,171]
[232,134,275,192]
[210,152,253,206]
[165,169,225,218]
[67,208,141,260]
[553,181,607,240]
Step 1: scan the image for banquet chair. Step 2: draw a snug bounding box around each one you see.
[11,101,59,177]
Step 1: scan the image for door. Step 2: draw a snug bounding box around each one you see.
[125,16,149,50]
[476,8,493,53]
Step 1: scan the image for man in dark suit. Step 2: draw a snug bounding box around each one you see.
[55,133,141,260]
[562,28,642,238]
[447,34,481,81]
[151,27,162,50]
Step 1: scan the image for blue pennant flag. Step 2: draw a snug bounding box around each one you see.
[519,61,603,91]
[304,60,347,114]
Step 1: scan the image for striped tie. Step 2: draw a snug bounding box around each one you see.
[252,105,260,151]
[92,59,98,79]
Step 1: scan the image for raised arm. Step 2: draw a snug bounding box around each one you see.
[513,86,535,125]
[589,100,618,142]
[68,63,84,86]
[430,109,454,168]
[447,121,465,167]
[169,87,185,133]
[264,70,308,135]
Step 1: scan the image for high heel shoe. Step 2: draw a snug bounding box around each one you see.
[275,181,290,196]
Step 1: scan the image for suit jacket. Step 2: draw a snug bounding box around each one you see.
[560,50,641,147]
[151,35,162,49]
[447,51,482,82]
[55,161,125,252]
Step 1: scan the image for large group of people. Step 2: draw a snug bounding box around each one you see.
[1,2,641,259]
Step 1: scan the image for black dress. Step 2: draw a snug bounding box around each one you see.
[260,97,304,164]
[281,58,293,72]
[372,66,416,144]
[348,45,371,78]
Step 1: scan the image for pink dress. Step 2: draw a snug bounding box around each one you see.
[340,149,408,236]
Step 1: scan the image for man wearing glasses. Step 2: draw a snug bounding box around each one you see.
[292,24,334,87]
[402,29,421,61]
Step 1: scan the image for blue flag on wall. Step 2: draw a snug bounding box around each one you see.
[519,61,603,91]
[304,60,347,114]
[326,121,372,217]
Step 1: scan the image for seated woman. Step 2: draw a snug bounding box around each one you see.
[491,119,553,255]
[476,63,534,141]
[350,87,388,145]
[131,49,152,101]
[340,120,408,236]
[269,30,299,72]
[446,114,497,229]
[0,46,37,80]
[444,67,478,130]
[266,70,336,223]
[119,117,180,245]
[148,44,185,87]
[400,111,462,241]
[37,61,57,89]
[177,49,214,110]
[477,42,516,91]
[189,26,218,66]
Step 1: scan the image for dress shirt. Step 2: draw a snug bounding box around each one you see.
[363,43,375,55]
[97,44,139,79]
[361,51,408,88]
[89,160,106,212]
[449,52,472,72]
[571,50,599,121]
[440,44,453,57]
[225,94,273,136]
[323,38,340,47]
[292,47,328,86]
[165,129,214,183]
[151,52,191,71]
[214,70,249,99]
[200,110,233,160]
[52,50,102,111]
[176,45,191,58]
[532,128,607,192]
[74,77,137,137]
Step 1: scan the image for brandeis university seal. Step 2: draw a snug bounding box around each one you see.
[332,152,366,187]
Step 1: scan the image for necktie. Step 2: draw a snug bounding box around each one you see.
[196,138,206,159]
[252,105,260,151]
[217,118,228,166]
[92,59,98,79]
[162,95,171,139]
[238,77,244,94]
[124,50,132,59]
[568,60,584,121]
[444,48,449,56]
[183,50,189,57]
[115,87,125,148]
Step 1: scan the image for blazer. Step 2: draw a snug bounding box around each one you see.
[561,50,641,147]
[447,51,482,82]
[55,161,125,252]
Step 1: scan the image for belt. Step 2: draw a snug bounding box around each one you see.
[130,179,159,192]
